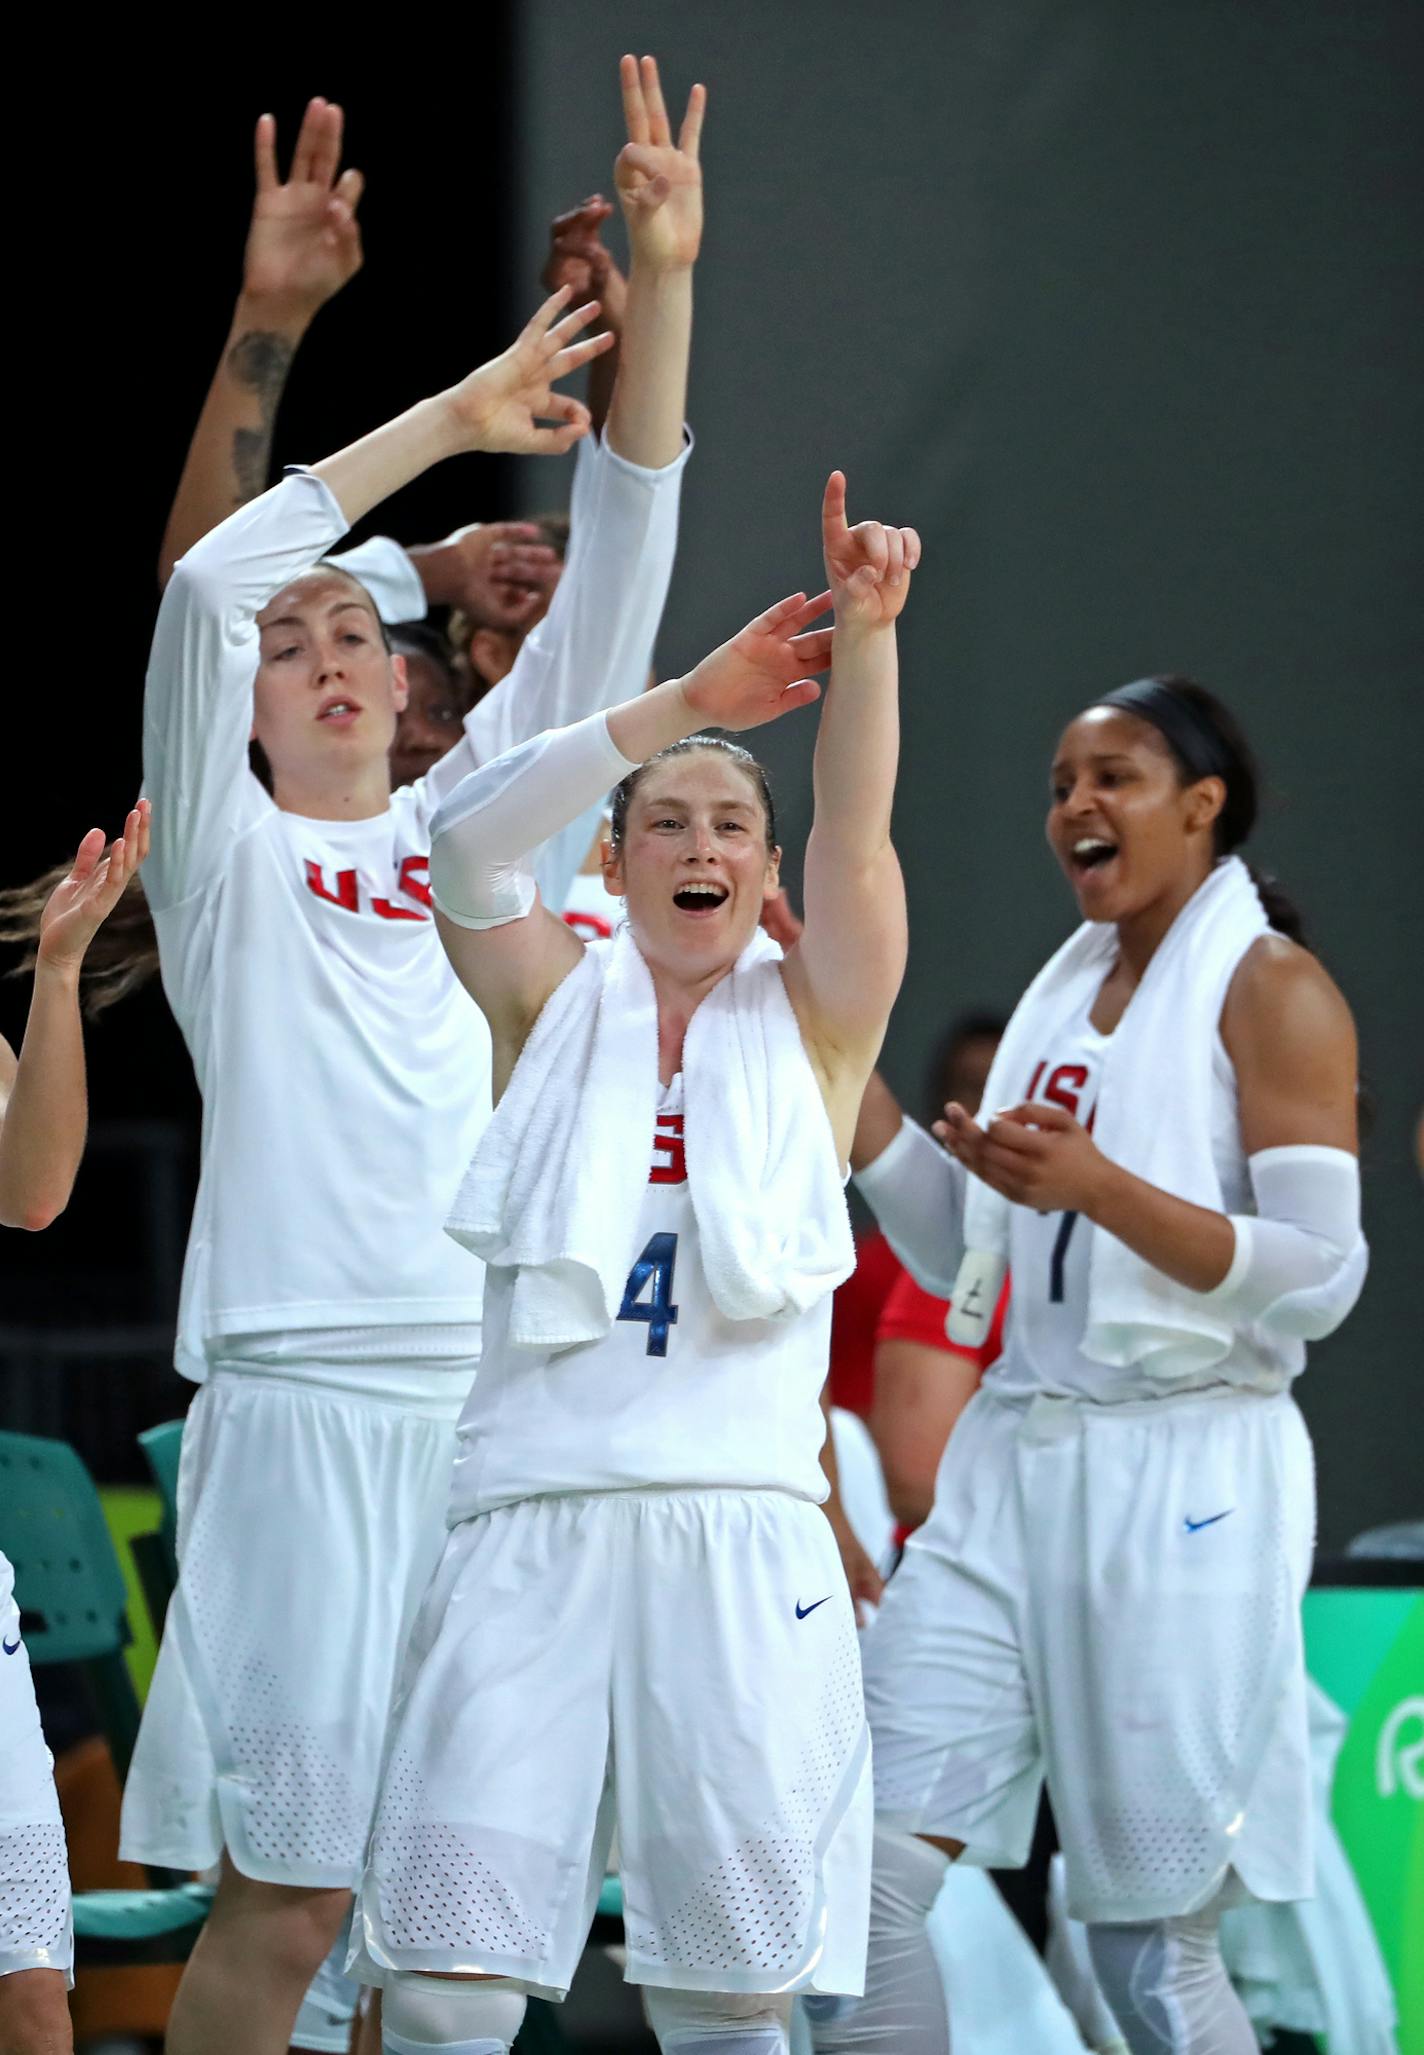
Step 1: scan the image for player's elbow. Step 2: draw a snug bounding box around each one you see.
[0,1193,66,1232]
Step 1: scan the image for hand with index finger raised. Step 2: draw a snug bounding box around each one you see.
[821,472,921,631]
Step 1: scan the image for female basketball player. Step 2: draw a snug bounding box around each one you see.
[815,679,1366,2055]
[118,59,706,2055]
[1,802,149,2055]
[348,473,918,2055]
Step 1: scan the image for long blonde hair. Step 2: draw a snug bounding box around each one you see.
[0,867,159,1017]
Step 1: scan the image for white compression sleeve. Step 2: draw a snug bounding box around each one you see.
[808,1825,950,2054]
[643,1987,793,2052]
[1202,1145,1366,1341]
[852,1118,967,1301]
[1087,1911,1256,2055]
[382,1971,526,2053]
[428,711,638,931]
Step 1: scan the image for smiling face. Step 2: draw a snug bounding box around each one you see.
[1047,706,1225,923]
[253,571,407,800]
[605,749,781,980]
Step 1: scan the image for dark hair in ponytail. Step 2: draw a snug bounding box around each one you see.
[610,735,778,852]
[1101,674,1310,949]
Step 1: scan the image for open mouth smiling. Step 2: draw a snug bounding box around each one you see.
[1070,835,1118,874]
[672,881,730,913]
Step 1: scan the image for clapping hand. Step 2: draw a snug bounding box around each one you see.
[37,804,151,977]
[680,592,834,734]
[936,1100,1109,1215]
[821,472,921,631]
[246,98,364,319]
[615,55,705,273]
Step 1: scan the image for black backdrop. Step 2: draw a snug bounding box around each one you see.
[1,27,520,1332]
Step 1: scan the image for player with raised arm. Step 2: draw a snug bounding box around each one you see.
[158,93,565,675]
[349,476,918,2055]
[1,803,149,2055]
[813,680,1366,2055]
[117,57,704,2055]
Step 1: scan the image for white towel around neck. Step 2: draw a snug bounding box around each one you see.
[954,857,1270,1380]
[446,925,855,1351]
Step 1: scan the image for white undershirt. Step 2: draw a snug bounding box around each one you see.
[143,432,690,1397]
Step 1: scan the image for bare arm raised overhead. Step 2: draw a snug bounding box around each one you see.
[780,473,918,1163]
[159,98,364,586]
[0,806,150,1230]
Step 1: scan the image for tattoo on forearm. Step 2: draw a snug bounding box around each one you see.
[226,332,296,504]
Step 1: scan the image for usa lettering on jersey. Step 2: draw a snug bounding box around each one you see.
[303,855,434,922]
[1025,1054,1097,1302]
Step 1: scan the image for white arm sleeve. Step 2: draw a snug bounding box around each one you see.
[419,429,691,912]
[326,535,426,624]
[428,711,638,930]
[1203,1144,1367,1340]
[852,1117,968,1300]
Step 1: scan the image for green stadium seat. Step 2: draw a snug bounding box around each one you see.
[0,1429,209,1965]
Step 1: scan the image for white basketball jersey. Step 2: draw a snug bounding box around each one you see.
[449,1075,832,1518]
[987,992,1265,1403]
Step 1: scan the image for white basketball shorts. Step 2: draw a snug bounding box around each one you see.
[864,1384,1315,1925]
[352,1488,872,2000]
[120,1371,458,1887]
[1,1588,73,1981]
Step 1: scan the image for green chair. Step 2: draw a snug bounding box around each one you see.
[0,1429,212,1965]
[131,1417,185,1631]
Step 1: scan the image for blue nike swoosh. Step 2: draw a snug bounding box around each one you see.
[796,1596,832,1620]
[1184,1509,1234,1533]
[2,1637,20,1655]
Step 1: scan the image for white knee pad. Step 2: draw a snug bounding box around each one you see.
[382,1970,528,2055]
[644,1984,794,2053]
[1086,1911,1255,2055]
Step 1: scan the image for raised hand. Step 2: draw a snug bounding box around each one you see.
[541,195,628,331]
[446,287,615,456]
[822,472,921,631]
[680,591,833,734]
[245,98,364,319]
[37,803,151,977]
[615,55,705,273]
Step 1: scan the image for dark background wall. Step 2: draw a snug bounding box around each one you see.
[3,5,1420,1547]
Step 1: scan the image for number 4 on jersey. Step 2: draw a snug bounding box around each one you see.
[618,1232,680,1357]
